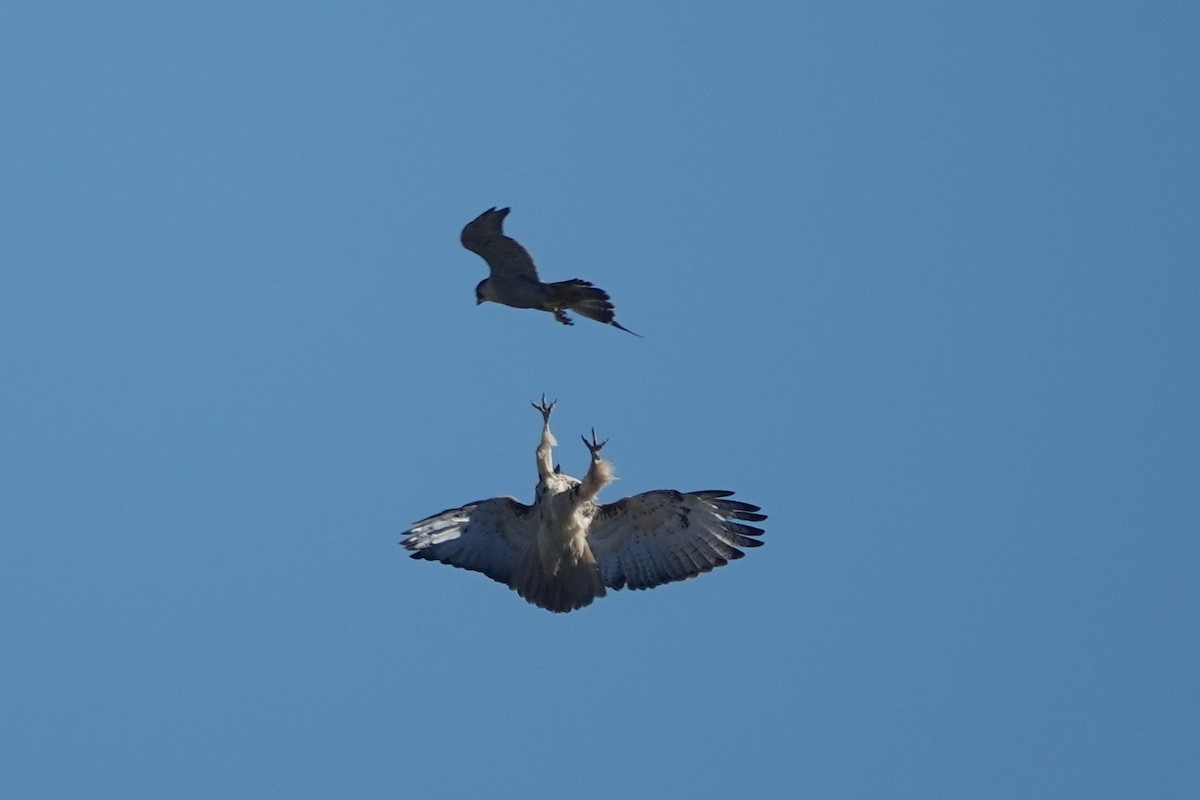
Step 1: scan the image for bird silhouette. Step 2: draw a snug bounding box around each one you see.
[460,207,640,336]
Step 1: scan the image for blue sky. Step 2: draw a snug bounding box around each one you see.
[2,1,1197,797]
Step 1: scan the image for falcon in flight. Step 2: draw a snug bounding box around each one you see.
[401,397,766,612]
[461,207,640,335]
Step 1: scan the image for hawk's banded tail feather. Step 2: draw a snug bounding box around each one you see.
[510,545,607,613]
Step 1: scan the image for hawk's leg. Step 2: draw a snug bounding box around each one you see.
[578,428,614,501]
[553,308,575,326]
[532,394,557,479]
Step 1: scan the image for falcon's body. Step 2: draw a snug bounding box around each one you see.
[461,207,640,335]
[401,397,766,613]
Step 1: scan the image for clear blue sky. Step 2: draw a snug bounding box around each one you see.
[2,2,1197,798]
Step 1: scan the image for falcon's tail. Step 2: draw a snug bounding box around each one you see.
[511,545,607,613]
[546,280,641,337]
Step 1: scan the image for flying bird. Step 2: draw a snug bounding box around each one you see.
[460,207,640,335]
[401,396,766,612]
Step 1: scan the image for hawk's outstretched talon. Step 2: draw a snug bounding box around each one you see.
[582,427,608,459]
[532,394,556,422]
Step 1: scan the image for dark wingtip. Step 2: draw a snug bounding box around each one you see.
[727,522,766,537]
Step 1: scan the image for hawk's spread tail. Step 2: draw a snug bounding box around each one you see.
[511,545,607,613]
[546,280,641,336]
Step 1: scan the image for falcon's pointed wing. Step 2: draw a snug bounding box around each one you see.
[401,496,536,585]
[460,207,540,282]
[587,490,767,591]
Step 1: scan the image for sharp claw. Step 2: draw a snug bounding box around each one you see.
[531,394,557,419]
[582,427,608,457]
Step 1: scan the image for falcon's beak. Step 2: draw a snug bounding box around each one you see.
[475,297,484,305]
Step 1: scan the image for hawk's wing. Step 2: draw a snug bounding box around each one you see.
[460,207,540,282]
[587,490,766,590]
[401,496,536,585]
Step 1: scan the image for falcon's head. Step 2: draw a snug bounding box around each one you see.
[475,278,490,305]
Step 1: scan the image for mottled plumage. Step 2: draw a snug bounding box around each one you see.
[461,207,640,335]
[401,397,766,612]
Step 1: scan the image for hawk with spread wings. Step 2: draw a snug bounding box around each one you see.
[461,207,640,335]
[401,397,766,612]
